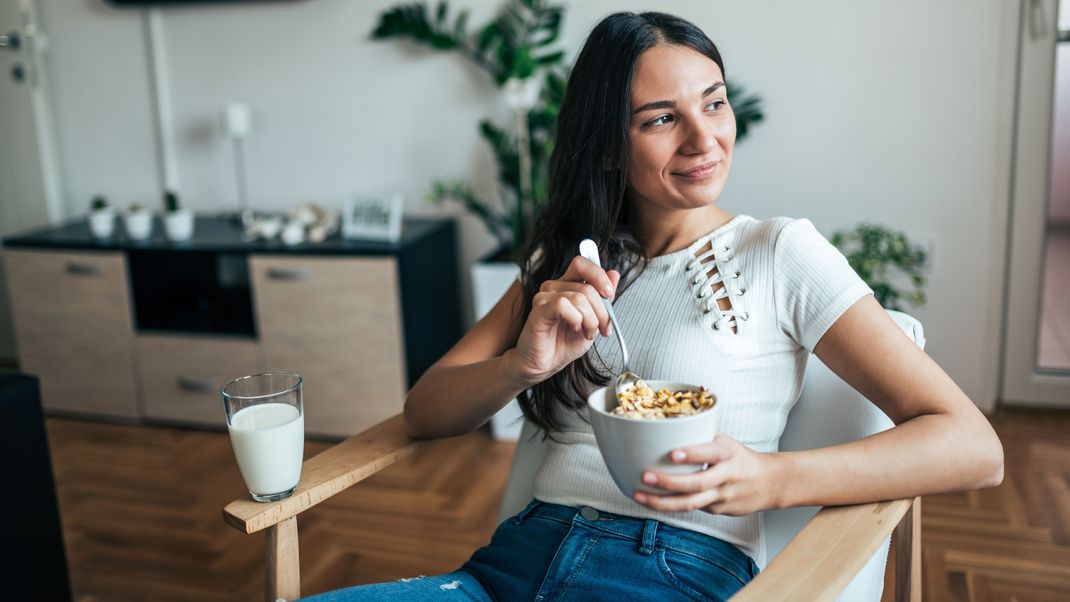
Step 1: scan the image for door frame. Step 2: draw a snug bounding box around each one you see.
[1001,0,1070,407]
[0,0,63,226]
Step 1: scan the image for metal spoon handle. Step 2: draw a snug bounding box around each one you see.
[579,239,630,370]
[602,299,629,370]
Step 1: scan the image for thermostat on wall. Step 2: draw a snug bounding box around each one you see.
[342,194,403,242]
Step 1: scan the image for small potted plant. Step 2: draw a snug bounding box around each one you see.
[162,189,194,241]
[830,223,929,311]
[123,201,154,241]
[87,195,115,239]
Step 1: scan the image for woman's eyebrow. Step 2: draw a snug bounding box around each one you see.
[632,82,725,115]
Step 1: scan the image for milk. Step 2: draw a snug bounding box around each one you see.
[228,403,304,496]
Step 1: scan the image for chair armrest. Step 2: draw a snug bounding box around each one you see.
[223,413,422,534]
[731,497,915,601]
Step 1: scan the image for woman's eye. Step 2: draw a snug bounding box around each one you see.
[643,114,673,129]
[642,100,728,129]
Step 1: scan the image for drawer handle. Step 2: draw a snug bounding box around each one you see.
[65,261,103,275]
[267,267,309,281]
[177,376,215,393]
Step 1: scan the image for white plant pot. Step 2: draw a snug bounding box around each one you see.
[164,209,195,241]
[280,221,305,246]
[124,210,154,241]
[88,209,115,239]
[471,258,524,441]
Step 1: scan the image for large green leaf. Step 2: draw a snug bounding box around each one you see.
[371,3,459,50]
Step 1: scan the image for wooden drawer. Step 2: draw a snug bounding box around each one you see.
[2,250,139,418]
[137,334,261,426]
[250,255,407,438]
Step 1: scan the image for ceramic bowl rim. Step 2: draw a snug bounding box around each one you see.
[587,382,718,425]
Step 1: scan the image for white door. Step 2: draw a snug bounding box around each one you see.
[0,0,62,363]
[1002,0,1070,407]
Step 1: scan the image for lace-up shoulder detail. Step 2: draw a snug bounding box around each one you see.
[684,239,749,333]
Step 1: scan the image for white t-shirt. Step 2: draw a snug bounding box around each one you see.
[530,214,874,565]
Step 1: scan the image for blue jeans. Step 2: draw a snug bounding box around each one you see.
[299,499,759,602]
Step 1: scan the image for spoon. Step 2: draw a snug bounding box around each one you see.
[579,239,642,403]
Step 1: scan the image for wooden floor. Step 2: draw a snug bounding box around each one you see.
[908,407,1070,601]
[47,407,1070,601]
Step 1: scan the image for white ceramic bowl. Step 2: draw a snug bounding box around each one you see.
[587,381,719,497]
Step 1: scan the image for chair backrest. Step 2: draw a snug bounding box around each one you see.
[764,309,924,601]
[498,310,925,602]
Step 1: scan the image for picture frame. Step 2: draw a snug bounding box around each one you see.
[342,193,403,242]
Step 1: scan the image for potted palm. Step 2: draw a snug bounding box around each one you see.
[87,195,115,239]
[373,0,765,439]
[162,189,195,242]
[123,202,154,241]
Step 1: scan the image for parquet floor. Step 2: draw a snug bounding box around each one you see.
[46,407,1070,601]
[900,407,1070,601]
[48,419,515,601]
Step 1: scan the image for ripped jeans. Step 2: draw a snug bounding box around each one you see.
[297,499,759,602]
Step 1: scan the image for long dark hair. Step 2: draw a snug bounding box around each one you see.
[516,12,727,434]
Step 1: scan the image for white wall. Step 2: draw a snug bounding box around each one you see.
[28,0,1014,412]
[40,1,158,208]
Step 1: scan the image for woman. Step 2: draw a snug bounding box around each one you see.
[304,10,1003,602]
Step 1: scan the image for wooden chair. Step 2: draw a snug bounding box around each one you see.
[224,310,925,601]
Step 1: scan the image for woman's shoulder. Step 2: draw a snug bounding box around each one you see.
[733,215,818,249]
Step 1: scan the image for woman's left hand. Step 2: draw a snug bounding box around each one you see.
[631,435,783,516]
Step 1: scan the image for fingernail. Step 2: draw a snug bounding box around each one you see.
[642,472,657,485]
[634,493,647,503]
[672,451,687,461]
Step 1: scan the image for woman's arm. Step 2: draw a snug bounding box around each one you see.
[403,279,530,439]
[634,295,1004,514]
[404,261,620,440]
[773,294,1003,507]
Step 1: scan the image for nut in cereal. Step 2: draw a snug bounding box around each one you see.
[612,379,716,419]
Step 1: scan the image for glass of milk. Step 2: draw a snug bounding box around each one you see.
[221,373,305,502]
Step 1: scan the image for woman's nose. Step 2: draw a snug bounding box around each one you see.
[680,117,718,155]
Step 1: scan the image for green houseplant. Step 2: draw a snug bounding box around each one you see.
[830,223,929,311]
[372,0,765,260]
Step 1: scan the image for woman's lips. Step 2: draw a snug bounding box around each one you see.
[674,161,720,179]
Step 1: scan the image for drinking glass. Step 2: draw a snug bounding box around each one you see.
[221,372,305,502]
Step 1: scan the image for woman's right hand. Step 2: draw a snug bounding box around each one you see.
[506,256,621,386]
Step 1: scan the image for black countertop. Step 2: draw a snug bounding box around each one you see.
[2,214,450,255]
